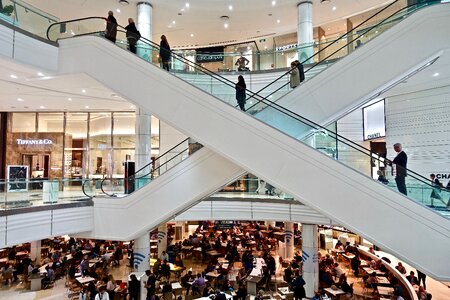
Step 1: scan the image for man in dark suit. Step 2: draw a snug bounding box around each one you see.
[405,271,418,286]
[392,143,408,195]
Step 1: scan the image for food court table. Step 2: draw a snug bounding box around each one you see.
[324,287,346,299]
[76,276,96,284]
[377,286,394,297]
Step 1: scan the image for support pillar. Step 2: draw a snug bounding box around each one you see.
[317,26,326,62]
[297,1,314,63]
[136,1,153,61]
[346,18,354,54]
[30,240,41,265]
[302,224,319,298]
[134,232,150,272]
[285,222,294,260]
[157,223,167,258]
[135,108,151,180]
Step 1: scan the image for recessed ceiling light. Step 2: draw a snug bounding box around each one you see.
[264,46,267,49]
[116,8,121,13]
[277,19,280,24]
[272,0,276,6]
[181,8,185,12]
[68,98,72,101]
[37,72,44,77]
[228,5,233,10]
[433,72,440,77]
[39,105,45,109]
[224,23,229,29]
[247,46,250,50]
[185,3,190,8]
[172,20,176,24]
[332,6,337,11]
[130,105,135,109]
[17,98,24,101]
[10,74,18,79]
[190,33,194,37]
[85,105,89,109]
[327,28,331,31]
[81,89,86,93]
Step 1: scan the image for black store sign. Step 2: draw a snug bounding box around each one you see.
[196,46,224,63]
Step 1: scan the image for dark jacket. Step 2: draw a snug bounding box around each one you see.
[297,63,305,82]
[125,22,140,42]
[159,40,171,61]
[128,279,140,297]
[235,81,246,102]
[106,15,117,40]
[393,151,407,178]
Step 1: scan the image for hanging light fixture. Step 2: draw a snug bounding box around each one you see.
[119,0,130,6]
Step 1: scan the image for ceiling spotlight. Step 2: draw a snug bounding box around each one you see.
[172,20,176,24]
[433,72,440,77]
[17,98,24,101]
[68,98,72,101]
[332,6,337,11]
[85,105,89,109]
[228,5,233,11]
[272,0,276,6]
[277,19,280,24]
[119,0,129,6]
[81,89,86,93]
[10,74,18,79]
[185,3,190,8]
[37,72,44,76]
[116,8,121,13]
[190,33,194,37]
[39,105,45,109]
[224,23,229,29]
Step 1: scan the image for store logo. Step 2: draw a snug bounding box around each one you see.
[366,132,381,139]
[16,139,53,145]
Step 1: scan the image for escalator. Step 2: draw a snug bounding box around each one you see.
[48,2,450,279]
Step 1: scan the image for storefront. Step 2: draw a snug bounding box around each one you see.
[4,112,159,184]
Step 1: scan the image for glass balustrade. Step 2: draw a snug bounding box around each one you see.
[0,177,92,212]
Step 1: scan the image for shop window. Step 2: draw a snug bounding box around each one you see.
[38,113,63,132]
[11,113,36,132]
[113,112,135,148]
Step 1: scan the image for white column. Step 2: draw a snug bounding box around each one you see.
[134,232,150,272]
[136,1,153,60]
[302,224,319,298]
[285,222,294,260]
[297,1,314,64]
[30,240,41,265]
[135,108,151,172]
[157,223,168,258]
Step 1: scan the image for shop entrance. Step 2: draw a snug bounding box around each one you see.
[370,141,387,179]
[21,153,50,179]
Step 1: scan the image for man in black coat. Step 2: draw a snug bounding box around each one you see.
[391,143,408,195]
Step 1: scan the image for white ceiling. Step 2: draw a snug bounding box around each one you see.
[25,0,395,48]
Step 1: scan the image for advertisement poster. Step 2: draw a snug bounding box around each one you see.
[7,165,29,192]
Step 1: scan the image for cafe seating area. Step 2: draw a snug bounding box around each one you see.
[0,221,443,300]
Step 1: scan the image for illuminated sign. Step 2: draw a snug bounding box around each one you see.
[363,100,386,141]
[16,139,53,145]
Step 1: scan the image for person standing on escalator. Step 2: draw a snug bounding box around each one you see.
[289,61,300,89]
[159,35,171,71]
[388,143,408,195]
[105,11,117,43]
[235,75,247,111]
[125,18,140,54]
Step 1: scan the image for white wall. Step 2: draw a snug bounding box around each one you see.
[385,85,450,181]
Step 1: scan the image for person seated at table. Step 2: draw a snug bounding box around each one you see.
[42,253,52,265]
[2,264,14,285]
[366,272,378,289]
[284,265,294,283]
[367,257,377,269]
[254,290,264,300]
[215,289,228,300]
[234,282,247,300]
[417,285,429,300]
[174,254,184,268]
[336,274,353,297]
[291,257,301,270]
[95,285,110,300]
[319,268,334,288]
[79,285,89,300]
[368,246,376,254]
[222,279,234,292]
[345,242,356,254]
[332,263,344,279]
[159,251,169,262]
[334,240,344,250]
[161,277,173,293]
[106,274,116,299]
[392,290,405,300]
[406,271,419,286]
[395,262,407,274]
[160,260,171,280]
[192,273,206,295]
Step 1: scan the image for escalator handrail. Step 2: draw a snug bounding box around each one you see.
[99,137,192,195]
[245,0,441,111]
[47,6,439,191]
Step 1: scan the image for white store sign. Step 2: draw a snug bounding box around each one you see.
[363,100,386,140]
[16,138,53,145]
